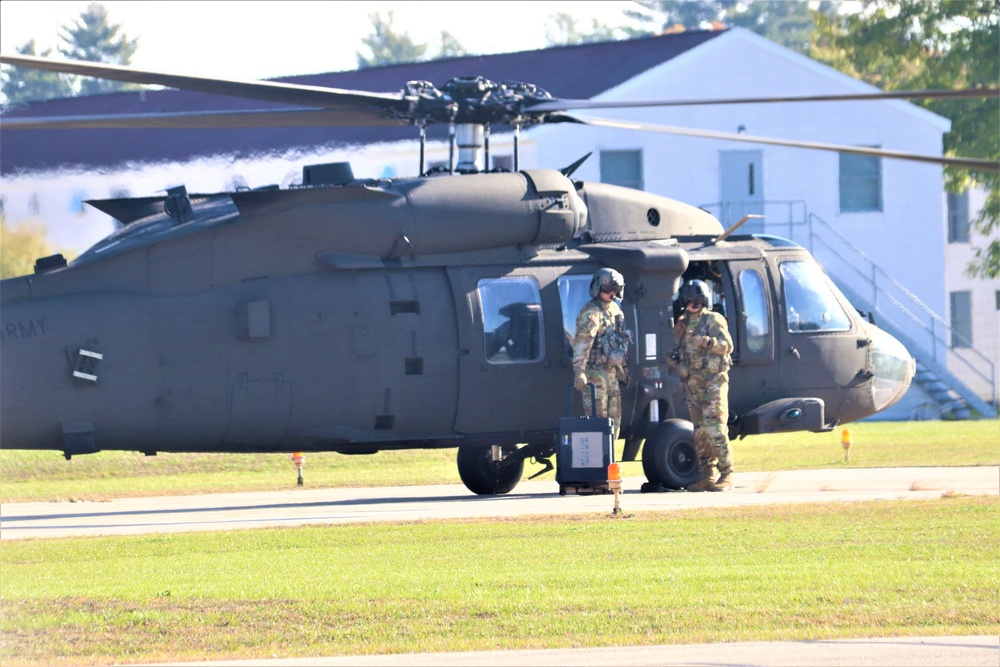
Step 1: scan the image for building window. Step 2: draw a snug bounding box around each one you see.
[600,150,643,190]
[478,277,545,363]
[839,151,882,212]
[949,291,973,348]
[947,190,970,243]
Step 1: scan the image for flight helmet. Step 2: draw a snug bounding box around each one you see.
[590,268,625,298]
[679,279,712,309]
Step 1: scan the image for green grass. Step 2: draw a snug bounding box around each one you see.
[1,498,997,666]
[1,421,996,503]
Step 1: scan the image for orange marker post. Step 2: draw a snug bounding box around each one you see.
[608,462,623,516]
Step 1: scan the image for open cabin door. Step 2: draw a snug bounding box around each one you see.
[447,265,574,438]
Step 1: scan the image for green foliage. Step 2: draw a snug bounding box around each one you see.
[623,1,840,53]
[0,40,73,105]
[545,13,640,46]
[0,217,67,279]
[811,0,1000,279]
[58,2,139,95]
[437,31,468,59]
[356,11,428,68]
[355,12,472,68]
[0,2,139,103]
[1,499,996,663]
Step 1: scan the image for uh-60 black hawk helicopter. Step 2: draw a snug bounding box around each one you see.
[1,51,997,495]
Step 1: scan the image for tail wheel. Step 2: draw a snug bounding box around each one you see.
[457,445,524,495]
[642,419,702,489]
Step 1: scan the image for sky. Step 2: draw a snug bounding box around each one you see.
[0,1,642,80]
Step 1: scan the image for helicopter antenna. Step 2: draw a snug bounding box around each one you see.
[560,152,593,178]
[513,122,521,172]
[484,123,491,171]
[714,214,765,243]
[418,121,427,176]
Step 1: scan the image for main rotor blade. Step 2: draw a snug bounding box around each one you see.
[0,107,406,130]
[0,53,409,117]
[568,115,1000,173]
[530,88,1000,112]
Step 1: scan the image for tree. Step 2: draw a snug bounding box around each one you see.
[438,31,469,59]
[622,1,841,52]
[727,1,841,53]
[356,12,428,68]
[58,2,139,95]
[1,40,74,105]
[0,218,66,279]
[545,13,634,46]
[811,0,1000,278]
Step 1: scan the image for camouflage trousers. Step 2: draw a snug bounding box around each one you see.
[684,373,733,475]
[582,366,621,441]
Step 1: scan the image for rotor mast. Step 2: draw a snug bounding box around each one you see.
[404,77,554,176]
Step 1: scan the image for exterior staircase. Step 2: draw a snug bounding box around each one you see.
[700,200,997,419]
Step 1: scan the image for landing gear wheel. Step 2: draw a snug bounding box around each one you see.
[642,419,702,489]
[457,445,524,495]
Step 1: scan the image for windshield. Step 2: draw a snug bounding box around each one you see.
[779,260,851,333]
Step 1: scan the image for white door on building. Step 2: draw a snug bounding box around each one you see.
[720,150,764,234]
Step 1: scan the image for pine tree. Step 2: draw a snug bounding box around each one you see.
[58,2,139,95]
[1,40,74,105]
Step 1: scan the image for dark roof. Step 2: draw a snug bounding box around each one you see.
[1,31,724,175]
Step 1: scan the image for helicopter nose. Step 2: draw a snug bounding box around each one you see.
[869,326,916,412]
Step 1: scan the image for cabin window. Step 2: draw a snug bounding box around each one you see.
[557,275,594,357]
[478,277,545,364]
[950,291,973,348]
[779,260,851,333]
[839,151,882,212]
[600,150,644,190]
[739,269,770,352]
[947,190,970,243]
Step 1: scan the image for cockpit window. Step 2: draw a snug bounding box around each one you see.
[478,277,545,364]
[780,260,851,333]
[739,269,770,352]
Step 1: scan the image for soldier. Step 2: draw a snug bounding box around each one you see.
[572,268,631,441]
[668,279,735,492]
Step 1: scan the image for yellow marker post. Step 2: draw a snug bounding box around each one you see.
[840,428,853,462]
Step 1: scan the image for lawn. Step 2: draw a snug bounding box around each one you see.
[1,498,997,666]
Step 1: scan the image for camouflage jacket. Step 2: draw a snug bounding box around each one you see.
[668,309,733,380]
[572,298,629,375]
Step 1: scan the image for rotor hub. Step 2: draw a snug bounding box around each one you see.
[401,77,554,127]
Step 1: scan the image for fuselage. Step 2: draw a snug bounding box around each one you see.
[0,170,914,457]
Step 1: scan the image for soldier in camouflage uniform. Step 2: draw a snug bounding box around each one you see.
[668,279,735,492]
[572,268,631,441]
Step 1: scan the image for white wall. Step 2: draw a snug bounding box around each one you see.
[945,185,1000,405]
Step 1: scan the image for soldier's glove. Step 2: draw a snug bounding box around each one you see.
[574,372,588,391]
[691,335,711,349]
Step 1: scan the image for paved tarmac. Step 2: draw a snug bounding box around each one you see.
[169,635,999,666]
[1,466,996,540]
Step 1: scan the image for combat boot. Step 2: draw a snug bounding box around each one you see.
[686,469,716,492]
[707,472,732,492]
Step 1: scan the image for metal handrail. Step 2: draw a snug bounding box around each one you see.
[806,212,996,406]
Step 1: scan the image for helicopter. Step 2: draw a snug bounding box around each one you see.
[1,47,996,496]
